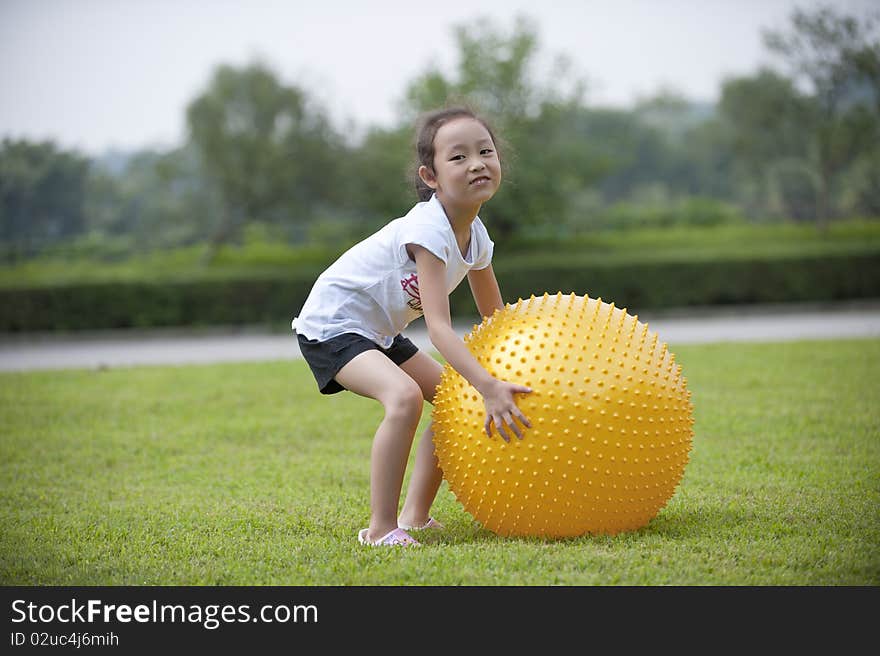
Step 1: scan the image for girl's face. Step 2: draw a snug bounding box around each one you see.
[419,117,501,210]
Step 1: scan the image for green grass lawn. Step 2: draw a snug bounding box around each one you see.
[1,338,878,585]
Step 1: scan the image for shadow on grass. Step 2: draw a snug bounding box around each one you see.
[415,503,742,547]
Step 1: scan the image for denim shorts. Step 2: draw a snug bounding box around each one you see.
[296,332,419,394]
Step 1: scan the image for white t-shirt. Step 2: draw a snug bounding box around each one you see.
[292,194,494,348]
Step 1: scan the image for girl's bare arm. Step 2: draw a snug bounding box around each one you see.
[410,244,530,441]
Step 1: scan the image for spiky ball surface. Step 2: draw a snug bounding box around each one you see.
[432,292,694,537]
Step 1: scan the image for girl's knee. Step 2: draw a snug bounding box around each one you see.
[382,380,424,422]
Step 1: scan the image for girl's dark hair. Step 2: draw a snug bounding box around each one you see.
[412,106,501,202]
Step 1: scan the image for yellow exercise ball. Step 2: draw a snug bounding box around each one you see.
[432,292,694,538]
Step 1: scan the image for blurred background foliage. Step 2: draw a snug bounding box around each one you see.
[0,5,878,330]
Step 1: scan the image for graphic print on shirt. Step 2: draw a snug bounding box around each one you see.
[400,273,422,313]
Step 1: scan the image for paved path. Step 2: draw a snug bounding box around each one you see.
[1,301,879,372]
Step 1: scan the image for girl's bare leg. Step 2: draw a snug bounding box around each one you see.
[398,351,445,528]
[335,350,425,542]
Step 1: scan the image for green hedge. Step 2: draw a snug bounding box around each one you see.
[476,251,880,313]
[1,276,316,332]
[2,252,878,332]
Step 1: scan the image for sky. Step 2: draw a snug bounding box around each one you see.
[1,0,876,155]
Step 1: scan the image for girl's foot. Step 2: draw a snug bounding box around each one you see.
[397,517,445,531]
[358,527,421,547]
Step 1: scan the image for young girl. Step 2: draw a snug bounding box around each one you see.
[292,107,531,547]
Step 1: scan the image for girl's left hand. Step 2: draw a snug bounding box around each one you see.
[481,378,532,442]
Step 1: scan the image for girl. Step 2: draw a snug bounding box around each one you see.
[292,107,531,547]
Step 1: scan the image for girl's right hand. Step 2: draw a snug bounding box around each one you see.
[481,379,532,442]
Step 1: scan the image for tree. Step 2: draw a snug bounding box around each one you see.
[403,15,560,122]
[718,70,816,219]
[400,15,596,239]
[0,139,90,259]
[185,61,343,253]
[85,145,224,251]
[342,124,414,227]
[762,4,880,226]
[599,94,727,206]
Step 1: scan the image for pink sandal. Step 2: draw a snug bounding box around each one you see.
[398,517,444,531]
[358,528,421,547]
